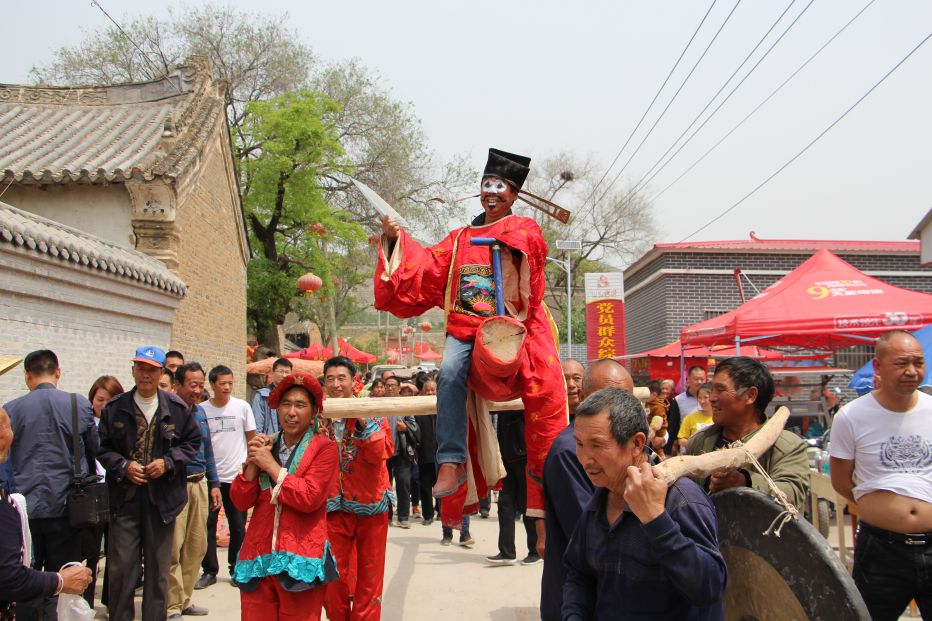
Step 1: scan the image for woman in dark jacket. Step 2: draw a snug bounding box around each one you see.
[0,407,91,620]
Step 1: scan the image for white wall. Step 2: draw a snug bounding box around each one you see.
[2,185,135,248]
[0,245,180,404]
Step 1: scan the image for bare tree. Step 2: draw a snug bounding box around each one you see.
[520,151,656,328]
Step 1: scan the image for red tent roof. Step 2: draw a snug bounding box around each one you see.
[414,341,443,361]
[338,338,376,364]
[627,340,786,360]
[681,249,932,349]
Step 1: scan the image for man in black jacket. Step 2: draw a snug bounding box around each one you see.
[97,346,201,621]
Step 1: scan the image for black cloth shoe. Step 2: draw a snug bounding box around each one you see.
[194,573,216,590]
[486,553,517,565]
[520,553,542,565]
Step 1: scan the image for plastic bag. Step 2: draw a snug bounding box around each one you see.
[56,593,95,621]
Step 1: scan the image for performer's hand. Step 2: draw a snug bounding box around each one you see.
[125,461,146,485]
[144,458,167,480]
[210,487,222,511]
[249,442,277,475]
[380,215,401,241]
[395,420,407,432]
[624,462,667,524]
[709,468,746,493]
[535,517,546,558]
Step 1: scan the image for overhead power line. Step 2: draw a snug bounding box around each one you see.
[589,0,743,211]
[678,29,932,243]
[90,0,181,93]
[579,0,719,215]
[650,0,878,202]
[627,0,813,199]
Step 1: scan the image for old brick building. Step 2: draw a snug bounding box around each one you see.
[624,234,932,357]
[0,57,248,398]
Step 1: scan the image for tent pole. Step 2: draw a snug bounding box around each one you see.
[735,336,741,356]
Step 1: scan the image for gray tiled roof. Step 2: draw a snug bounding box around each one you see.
[0,58,224,186]
[0,200,186,295]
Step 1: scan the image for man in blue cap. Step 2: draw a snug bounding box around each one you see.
[98,346,202,621]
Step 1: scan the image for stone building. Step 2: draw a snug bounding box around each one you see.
[623,234,932,366]
[0,57,248,400]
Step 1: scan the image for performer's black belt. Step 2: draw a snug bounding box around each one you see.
[186,472,205,483]
[860,521,932,546]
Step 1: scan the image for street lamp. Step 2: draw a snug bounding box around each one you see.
[550,239,581,357]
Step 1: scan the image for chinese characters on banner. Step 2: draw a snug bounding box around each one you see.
[584,272,625,362]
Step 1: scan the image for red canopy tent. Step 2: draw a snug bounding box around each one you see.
[413,341,443,361]
[624,340,788,382]
[680,249,932,351]
[284,342,331,360]
[337,338,377,364]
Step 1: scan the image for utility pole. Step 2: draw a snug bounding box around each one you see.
[552,240,582,357]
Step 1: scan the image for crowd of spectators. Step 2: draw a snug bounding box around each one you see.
[0,331,928,620]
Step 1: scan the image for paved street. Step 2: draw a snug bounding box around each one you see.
[97,506,544,620]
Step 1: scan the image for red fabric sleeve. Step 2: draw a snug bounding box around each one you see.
[355,420,394,466]
[373,229,458,317]
[230,473,261,512]
[277,436,339,513]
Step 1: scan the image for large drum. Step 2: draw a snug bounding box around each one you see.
[712,487,869,621]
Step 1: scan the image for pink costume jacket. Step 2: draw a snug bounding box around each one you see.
[374,214,567,515]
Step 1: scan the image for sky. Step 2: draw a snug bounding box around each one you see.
[2,0,931,245]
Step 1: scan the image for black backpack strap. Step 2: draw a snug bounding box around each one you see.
[70,393,81,479]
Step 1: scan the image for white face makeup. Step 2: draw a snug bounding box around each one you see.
[481,176,509,195]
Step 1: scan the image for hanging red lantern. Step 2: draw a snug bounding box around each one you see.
[309,223,327,237]
[297,273,323,293]
[402,325,415,336]
[420,321,432,332]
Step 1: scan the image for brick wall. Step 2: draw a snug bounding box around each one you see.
[625,249,932,353]
[0,247,179,404]
[170,122,248,396]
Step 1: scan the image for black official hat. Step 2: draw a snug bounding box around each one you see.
[483,148,531,190]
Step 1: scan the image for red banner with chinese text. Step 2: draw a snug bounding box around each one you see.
[584,273,625,362]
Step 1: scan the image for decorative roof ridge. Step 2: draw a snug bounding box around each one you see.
[0,56,226,187]
[0,200,186,296]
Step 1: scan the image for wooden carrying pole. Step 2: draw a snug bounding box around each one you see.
[322,387,650,419]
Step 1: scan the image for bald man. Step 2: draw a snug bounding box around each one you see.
[831,330,932,619]
[540,358,633,621]
[562,359,585,417]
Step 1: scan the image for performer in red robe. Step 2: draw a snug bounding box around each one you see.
[374,148,567,522]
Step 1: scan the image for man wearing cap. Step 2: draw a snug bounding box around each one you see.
[375,148,568,526]
[97,346,202,621]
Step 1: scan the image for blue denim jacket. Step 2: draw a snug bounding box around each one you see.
[252,387,280,436]
[187,404,220,489]
[4,384,98,519]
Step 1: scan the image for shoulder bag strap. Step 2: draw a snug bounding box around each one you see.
[70,393,81,480]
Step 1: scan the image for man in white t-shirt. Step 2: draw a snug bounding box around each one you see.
[195,365,256,590]
[830,330,932,620]
[665,366,706,455]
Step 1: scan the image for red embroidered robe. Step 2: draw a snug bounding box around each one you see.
[374,214,567,516]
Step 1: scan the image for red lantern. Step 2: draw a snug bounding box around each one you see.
[297,273,322,293]
[402,326,415,336]
[420,321,432,332]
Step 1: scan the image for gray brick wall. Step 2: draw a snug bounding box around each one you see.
[624,249,932,354]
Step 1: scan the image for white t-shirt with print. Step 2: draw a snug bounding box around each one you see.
[830,391,932,504]
[202,397,257,483]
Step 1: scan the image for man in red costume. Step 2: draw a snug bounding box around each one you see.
[375,148,567,523]
[321,356,394,621]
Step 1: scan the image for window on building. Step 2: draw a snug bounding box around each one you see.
[833,344,873,371]
[703,309,730,320]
